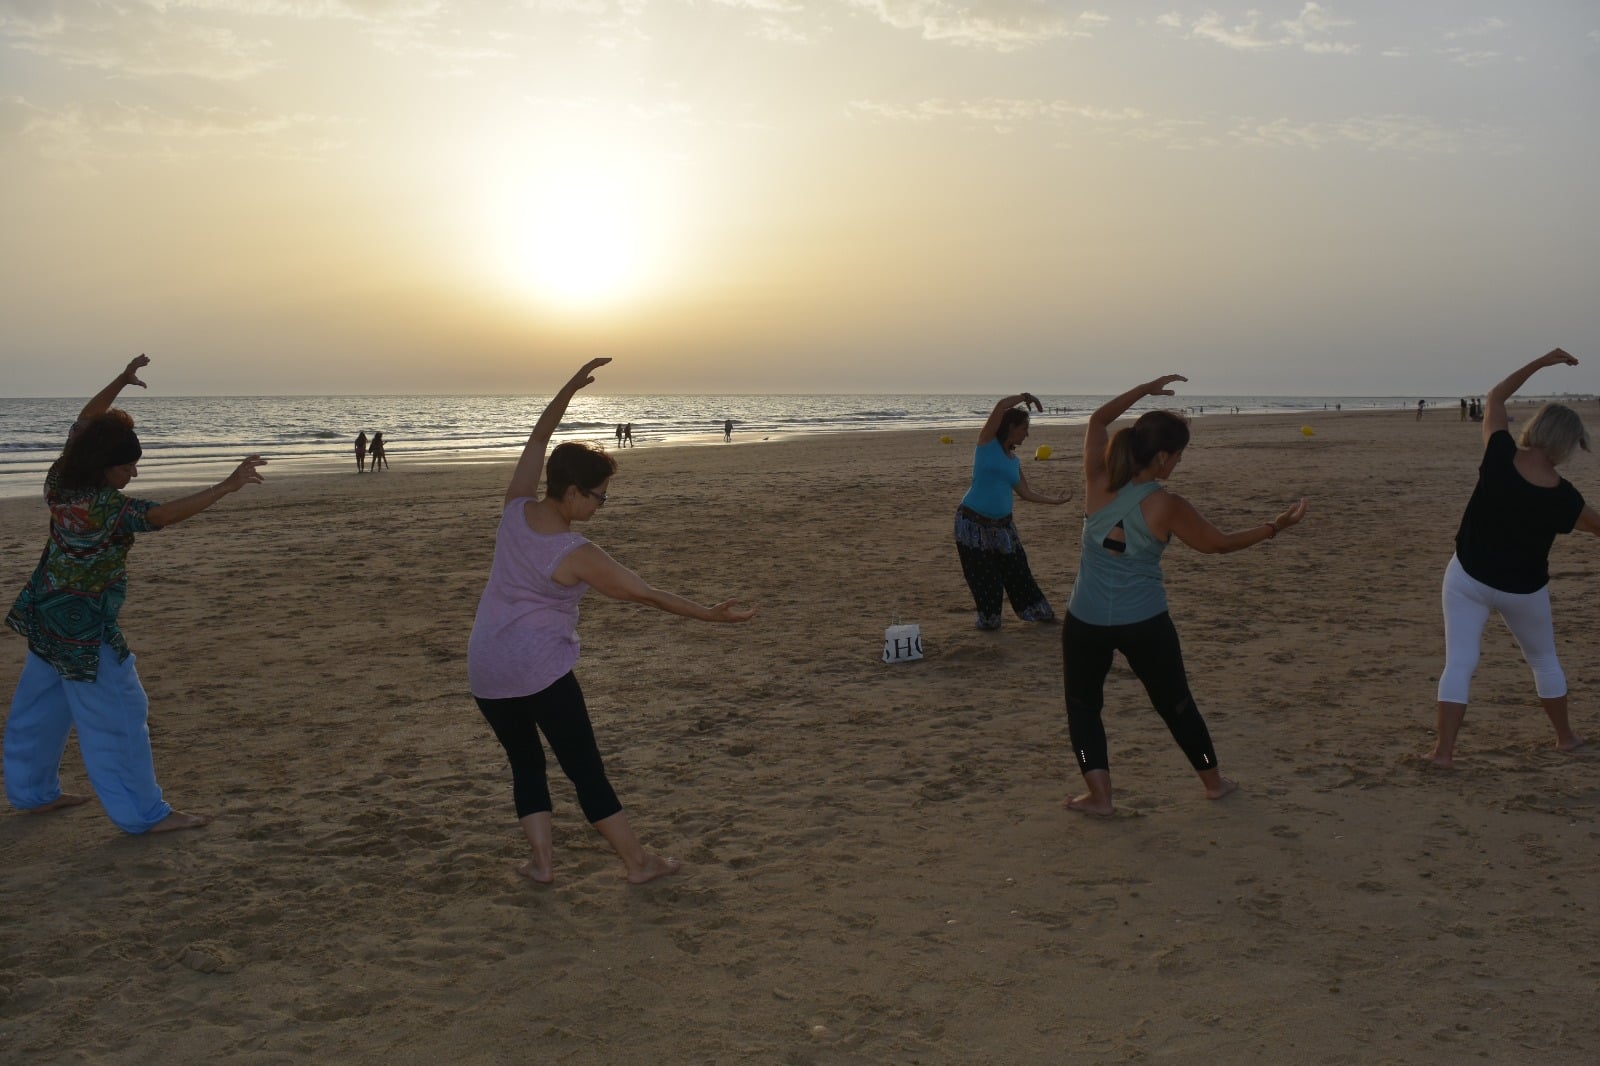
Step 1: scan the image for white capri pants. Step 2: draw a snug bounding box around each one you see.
[1438,554,1566,705]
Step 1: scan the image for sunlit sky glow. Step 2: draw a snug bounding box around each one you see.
[2,1,1597,395]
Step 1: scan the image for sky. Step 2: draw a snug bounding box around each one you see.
[2,1,1598,397]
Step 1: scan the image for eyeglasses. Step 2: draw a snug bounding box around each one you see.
[583,489,608,506]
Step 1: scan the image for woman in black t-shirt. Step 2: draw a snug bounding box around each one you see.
[1430,348,1600,768]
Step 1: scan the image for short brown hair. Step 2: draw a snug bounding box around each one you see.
[546,441,616,499]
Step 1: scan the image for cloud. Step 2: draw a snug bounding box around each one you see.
[0,3,289,81]
[1444,17,1508,40]
[1230,113,1499,155]
[143,0,444,17]
[1161,3,1357,55]
[1,12,277,80]
[850,96,1144,128]
[1,94,334,169]
[1441,47,1502,67]
[848,0,1107,52]
[850,96,1508,157]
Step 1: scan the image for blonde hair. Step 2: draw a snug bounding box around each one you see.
[1519,403,1590,466]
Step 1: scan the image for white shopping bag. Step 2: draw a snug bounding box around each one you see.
[882,622,924,664]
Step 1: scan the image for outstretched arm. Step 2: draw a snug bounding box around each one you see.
[78,355,150,424]
[1014,467,1072,505]
[146,456,267,528]
[504,358,612,504]
[1159,494,1308,554]
[977,392,1042,445]
[559,543,757,623]
[1485,348,1577,442]
[1085,375,1186,485]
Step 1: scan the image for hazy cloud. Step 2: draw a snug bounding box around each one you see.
[1231,113,1500,155]
[850,96,1143,127]
[2,94,333,169]
[851,96,1505,157]
[1,12,277,80]
[1160,3,1357,55]
[1444,17,1508,40]
[850,0,1106,52]
[145,0,444,17]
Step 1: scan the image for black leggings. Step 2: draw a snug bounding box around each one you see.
[1062,610,1218,775]
[475,672,622,823]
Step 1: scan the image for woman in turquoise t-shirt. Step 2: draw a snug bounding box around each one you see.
[1062,374,1307,816]
[953,392,1072,630]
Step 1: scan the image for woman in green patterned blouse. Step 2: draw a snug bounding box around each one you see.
[4,355,266,834]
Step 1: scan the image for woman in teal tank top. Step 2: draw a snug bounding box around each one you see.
[953,392,1073,629]
[1062,375,1308,816]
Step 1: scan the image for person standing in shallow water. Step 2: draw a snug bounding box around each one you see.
[355,431,368,473]
[953,392,1071,630]
[1062,374,1307,816]
[4,355,267,834]
[1429,348,1600,768]
[467,358,756,885]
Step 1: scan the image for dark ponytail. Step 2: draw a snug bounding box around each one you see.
[1104,410,1189,491]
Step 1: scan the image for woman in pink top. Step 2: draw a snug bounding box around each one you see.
[468,358,756,885]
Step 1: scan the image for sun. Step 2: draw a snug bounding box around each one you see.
[488,154,667,313]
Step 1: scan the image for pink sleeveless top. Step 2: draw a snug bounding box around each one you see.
[467,498,590,699]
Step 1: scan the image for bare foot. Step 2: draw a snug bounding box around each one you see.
[1064,793,1114,817]
[1205,777,1239,800]
[1423,749,1455,769]
[24,792,91,814]
[1557,734,1586,754]
[626,854,681,884]
[146,810,210,834]
[516,860,554,885]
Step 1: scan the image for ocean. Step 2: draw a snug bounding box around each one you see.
[0,392,1436,499]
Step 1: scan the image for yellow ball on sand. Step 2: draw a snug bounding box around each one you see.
[1301,426,1315,437]
[1034,444,1053,460]
[939,436,953,444]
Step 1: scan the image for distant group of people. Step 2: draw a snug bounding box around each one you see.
[354,430,388,472]
[5,351,1597,897]
[1460,397,1485,422]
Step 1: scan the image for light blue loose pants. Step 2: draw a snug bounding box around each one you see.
[4,644,173,833]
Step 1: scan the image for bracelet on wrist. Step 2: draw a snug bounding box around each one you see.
[1264,522,1277,539]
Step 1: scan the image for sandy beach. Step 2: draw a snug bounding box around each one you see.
[3,406,1599,1064]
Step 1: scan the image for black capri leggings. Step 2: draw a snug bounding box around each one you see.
[1062,610,1218,775]
[475,671,622,823]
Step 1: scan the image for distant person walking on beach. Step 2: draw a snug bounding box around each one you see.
[953,392,1071,630]
[1460,398,1468,422]
[622,423,633,447]
[1062,374,1308,816]
[355,431,368,473]
[615,424,624,447]
[1428,349,1600,769]
[468,359,755,885]
[369,431,388,471]
[724,418,734,443]
[4,355,266,834]
[1417,399,1426,421]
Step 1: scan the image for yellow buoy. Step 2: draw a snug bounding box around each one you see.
[1301,426,1315,437]
[939,435,953,444]
[1034,444,1053,461]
